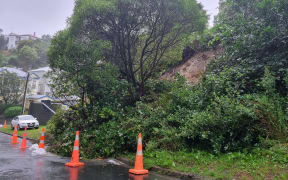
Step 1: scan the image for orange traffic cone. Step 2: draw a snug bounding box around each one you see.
[129,133,149,175]
[38,128,45,149]
[65,131,84,167]
[20,128,27,149]
[11,125,19,144]
[3,120,7,128]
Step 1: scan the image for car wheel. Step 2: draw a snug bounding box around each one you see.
[17,125,20,131]
[35,127,39,129]
[11,125,14,130]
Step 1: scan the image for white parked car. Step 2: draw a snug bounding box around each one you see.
[11,115,39,130]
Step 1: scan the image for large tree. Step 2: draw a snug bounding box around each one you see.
[17,45,39,71]
[0,71,23,105]
[49,0,207,99]
[16,37,51,68]
[214,0,288,76]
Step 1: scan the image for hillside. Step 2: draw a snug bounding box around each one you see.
[161,47,222,84]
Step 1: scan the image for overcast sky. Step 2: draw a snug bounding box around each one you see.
[0,0,219,37]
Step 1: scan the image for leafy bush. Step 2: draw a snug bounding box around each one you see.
[47,108,126,158]
[122,68,288,154]
[4,106,22,118]
[0,104,14,113]
[186,28,220,52]
[213,0,288,94]
[182,95,262,153]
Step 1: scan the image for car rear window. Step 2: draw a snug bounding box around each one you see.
[19,116,34,120]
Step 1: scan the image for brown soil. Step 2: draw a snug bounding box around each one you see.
[161,47,222,84]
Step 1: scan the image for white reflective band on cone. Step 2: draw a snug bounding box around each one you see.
[137,150,143,156]
[75,135,79,140]
[73,146,79,150]
[138,138,142,145]
[41,133,45,136]
[40,140,44,143]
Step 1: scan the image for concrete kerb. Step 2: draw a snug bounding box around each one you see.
[116,157,214,180]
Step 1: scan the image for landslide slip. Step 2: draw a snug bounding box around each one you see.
[161,48,222,84]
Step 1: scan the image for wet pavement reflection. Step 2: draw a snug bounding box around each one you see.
[0,133,179,180]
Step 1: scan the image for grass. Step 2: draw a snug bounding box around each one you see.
[123,143,288,179]
[0,125,46,141]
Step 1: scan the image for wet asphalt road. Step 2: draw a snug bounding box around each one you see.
[0,132,179,180]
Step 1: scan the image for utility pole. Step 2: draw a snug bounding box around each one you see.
[21,72,30,115]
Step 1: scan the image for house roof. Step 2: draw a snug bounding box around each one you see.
[27,95,55,100]
[0,67,27,78]
[9,33,18,36]
[8,33,38,38]
[29,67,51,73]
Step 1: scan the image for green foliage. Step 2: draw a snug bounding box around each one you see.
[182,95,261,153]
[213,0,288,91]
[47,109,81,156]
[0,32,51,70]
[47,0,288,168]
[0,71,23,105]
[124,145,288,179]
[58,0,208,98]
[48,25,131,123]
[47,109,125,158]
[121,68,288,154]
[17,45,38,70]
[0,52,8,66]
[0,104,14,113]
[4,106,22,118]
[254,95,288,140]
[185,28,220,52]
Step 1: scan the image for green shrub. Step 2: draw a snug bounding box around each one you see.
[122,69,288,154]
[254,95,288,139]
[47,108,126,158]
[0,104,14,113]
[186,28,220,52]
[182,95,263,153]
[46,108,93,156]
[4,106,22,118]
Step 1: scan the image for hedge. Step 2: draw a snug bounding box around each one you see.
[4,106,22,118]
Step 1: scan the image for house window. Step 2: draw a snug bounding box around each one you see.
[38,84,45,95]
[32,80,36,89]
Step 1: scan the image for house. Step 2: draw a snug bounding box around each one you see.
[28,67,52,96]
[5,33,38,50]
[0,67,52,96]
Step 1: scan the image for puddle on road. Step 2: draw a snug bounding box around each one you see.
[0,133,178,180]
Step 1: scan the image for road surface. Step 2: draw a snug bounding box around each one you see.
[0,132,178,180]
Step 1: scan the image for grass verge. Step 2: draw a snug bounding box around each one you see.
[0,125,46,141]
[123,143,288,179]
